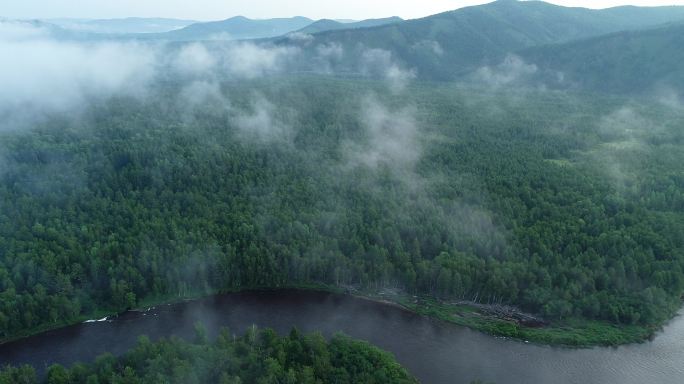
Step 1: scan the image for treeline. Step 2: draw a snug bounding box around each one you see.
[0,77,683,341]
[0,326,417,383]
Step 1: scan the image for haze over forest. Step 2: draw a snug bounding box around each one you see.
[1,1,683,383]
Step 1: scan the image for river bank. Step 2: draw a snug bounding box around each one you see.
[3,288,683,384]
[333,286,655,347]
[0,284,663,348]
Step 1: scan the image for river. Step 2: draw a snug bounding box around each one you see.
[0,290,682,383]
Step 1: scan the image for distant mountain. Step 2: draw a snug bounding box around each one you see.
[46,17,197,34]
[15,0,684,95]
[279,0,684,80]
[519,22,684,94]
[153,16,314,41]
[296,17,402,34]
[4,19,92,40]
[296,19,343,34]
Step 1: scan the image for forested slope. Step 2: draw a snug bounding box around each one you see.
[1,78,682,341]
[520,22,684,94]
[278,0,684,79]
[0,327,417,383]
[296,17,403,35]
[150,16,314,41]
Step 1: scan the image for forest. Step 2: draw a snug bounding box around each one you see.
[0,326,417,383]
[0,76,683,342]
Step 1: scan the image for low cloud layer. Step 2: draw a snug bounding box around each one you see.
[174,43,217,75]
[590,106,671,194]
[0,21,156,123]
[653,87,684,111]
[0,20,430,131]
[234,95,293,143]
[0,21,314,131]
[412,40,444,56]
[474,55,539,87]
[223,43,300,79]
[360,48,416,92]
[345,95,421,175]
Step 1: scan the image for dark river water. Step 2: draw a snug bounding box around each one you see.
[0,290,682,383]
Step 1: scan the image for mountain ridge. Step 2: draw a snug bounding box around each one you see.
[150,15,314,40]
[518,21,684,93]
[276,0,684,83]
[296,16,403,34]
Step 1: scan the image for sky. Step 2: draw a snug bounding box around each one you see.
[2,0,684,21]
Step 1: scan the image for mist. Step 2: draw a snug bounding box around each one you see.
[1,4,684,381]
[222,43,300,79]
[360,48,416,92]
[473,54,540,88]
[0,21,156,124]
[345,95,421,174]
[233,95,293,143]
[173,43,217,75]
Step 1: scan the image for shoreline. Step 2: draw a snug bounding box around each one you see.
[0,284,662,349]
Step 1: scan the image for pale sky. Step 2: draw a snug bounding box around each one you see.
[2,0,684,21]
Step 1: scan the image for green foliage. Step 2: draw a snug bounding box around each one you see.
[522,22,684,94]
[0,365,36,384]
[280,0,684,81]
[0,328,417,384]
[0,77,682,345]
[402,294,655,347]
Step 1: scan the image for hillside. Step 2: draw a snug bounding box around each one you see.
[519,22,684,94]
[46,17,197,34]
[0,328,418,383]
[279,0,684,79]
[296,16,403,34]
[1,78,683,345]
[153,16,314,41]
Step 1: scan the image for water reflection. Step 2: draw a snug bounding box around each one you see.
[0,290,681,384]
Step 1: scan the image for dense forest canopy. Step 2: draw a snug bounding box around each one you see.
[271,0,684,91]
[2,3,684,383]
[0,76,682,342]
[0,326,417,383]
[10,1,684,94]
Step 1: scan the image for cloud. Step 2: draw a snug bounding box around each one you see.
[178,80,227,108]
[591,107,661,194]
[0,20,51,41]
[286,32,315,44]
[174,43,217,75]
[442,202,508,256]
[316,42,344,61]
[233,95,292,143]
[412,40,444,56]
[340,93,507,259]
[344,95,420,175]
[0,20,157,129]
[304,42,346,74]
[360,48,416,92]
[597,107,645,144]
[384,65,417,92]
[474,54,538,87]
[0,20,310,133]
[653,87,684,111]
[223,43,300,79]
[171,41,306,80]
